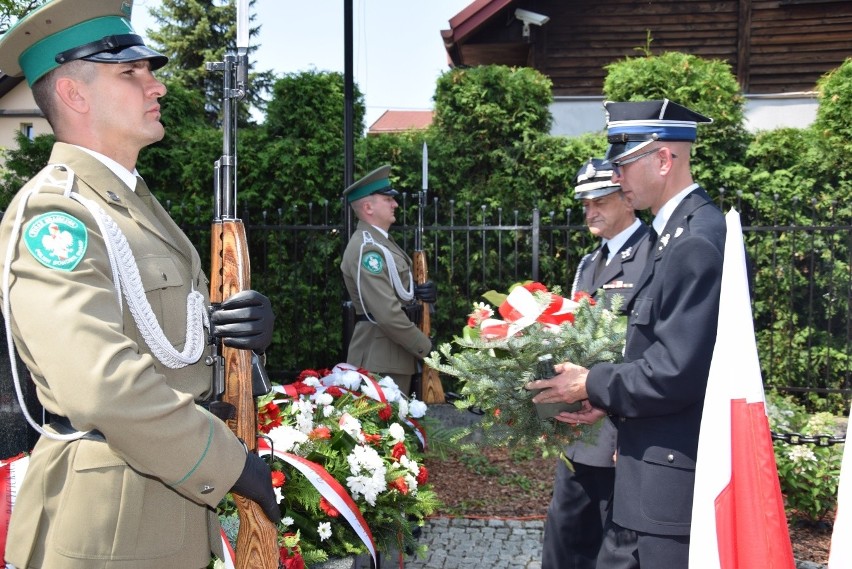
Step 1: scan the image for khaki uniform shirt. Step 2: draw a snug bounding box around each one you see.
[340,221,431,377]
[0,144,246,569]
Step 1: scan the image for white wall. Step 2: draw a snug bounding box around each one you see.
[550,92,819,137]
[0,80,51,152]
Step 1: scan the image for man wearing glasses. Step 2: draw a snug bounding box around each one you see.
[529,100,726,568]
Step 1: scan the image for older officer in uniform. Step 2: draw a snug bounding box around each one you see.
[542,158,651,569]
[529,100,726,569]
[340,165,435,395]
[0,2,279,568]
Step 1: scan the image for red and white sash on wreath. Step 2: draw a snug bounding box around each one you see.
[1,453,29,566]
[256,438,377,566]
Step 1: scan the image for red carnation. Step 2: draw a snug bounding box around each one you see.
[309,426,332,440]
[391,476,409,495]
[391,442,407,461]
[363,432,382,445]
[279,546,305,569]
[296,369,320,382]
[523,281,548,293]
[416,465,429,486]
[573,291,596,305]
[293,381,316,395]
[378,403,393,421]
[271,470,286,488]
[326,386,344,398]
[320,496,340,517]
[258,401,282,433]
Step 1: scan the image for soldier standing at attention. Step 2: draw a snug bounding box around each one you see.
[340,165,436,395]
[0,1,279,567]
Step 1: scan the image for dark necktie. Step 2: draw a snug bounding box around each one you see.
[647,227,659,259]
[135,176,155,209]
[593,243,609,282]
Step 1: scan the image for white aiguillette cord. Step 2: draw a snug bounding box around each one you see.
[356,230,414,324]
[3,165,208,441]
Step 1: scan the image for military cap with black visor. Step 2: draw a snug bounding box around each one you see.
[603,98,712,164]
[342,164,400,203]
[0,0,168,86]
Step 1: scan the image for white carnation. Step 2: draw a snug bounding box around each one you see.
[313,391,334,407]
[338,413,364,441]
[407,398,427,418]
[302,376,321,388]
[346,445,388,506]
[267,425,308,453]
[318,521,332,541]
[377,377,403,402]
[388,422,406,444]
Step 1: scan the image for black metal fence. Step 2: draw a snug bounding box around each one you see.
[178,191,852,399]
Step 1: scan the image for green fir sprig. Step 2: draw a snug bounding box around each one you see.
[426,292,627,456]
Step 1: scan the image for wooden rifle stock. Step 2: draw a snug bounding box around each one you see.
[211,220,279,568]
[412,250,445,403]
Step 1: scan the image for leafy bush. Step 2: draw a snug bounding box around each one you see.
[767,390,844,521]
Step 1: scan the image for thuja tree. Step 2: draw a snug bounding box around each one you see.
[359,67,609,372]
[741,62,852,412]
[603,50,751,194]
[145,0,274,125]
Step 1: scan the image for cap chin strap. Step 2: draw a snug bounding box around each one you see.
[2,164,208,442]
[356,231,414,324]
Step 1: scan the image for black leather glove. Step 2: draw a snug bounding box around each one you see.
[413,280,437,304]
[231,451,281,524]
[210,290,274,352]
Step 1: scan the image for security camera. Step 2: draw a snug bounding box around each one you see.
[514,8,550,37]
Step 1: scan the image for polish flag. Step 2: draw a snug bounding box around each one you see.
[828,404,851,568]
[689,209,795,569]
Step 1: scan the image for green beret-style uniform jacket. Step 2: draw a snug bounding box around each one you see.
[340,221,431,377]
[0,144,246,569]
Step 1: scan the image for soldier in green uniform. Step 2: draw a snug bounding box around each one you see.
[340,165,436,395]
[0,1,279,567]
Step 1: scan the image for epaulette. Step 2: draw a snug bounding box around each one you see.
[30,163,76,197]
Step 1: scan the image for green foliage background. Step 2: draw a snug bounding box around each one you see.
[0,9,850,417]
[0,2,849,523]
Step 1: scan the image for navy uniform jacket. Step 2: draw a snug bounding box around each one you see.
[586,188,726,536]
[567,223,651,467]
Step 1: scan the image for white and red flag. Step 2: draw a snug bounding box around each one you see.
[828,402,850,569]
[689,209,795,569]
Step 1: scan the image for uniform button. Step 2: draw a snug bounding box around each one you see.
[200,484,215,494]
[619,417,626,423]
[667,453,675,463]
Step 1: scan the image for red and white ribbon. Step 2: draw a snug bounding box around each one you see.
[403,417,427,450]
[219,527,237,569]
[480,285,579,339]
[257,438,376,566]
[1,453,29,565]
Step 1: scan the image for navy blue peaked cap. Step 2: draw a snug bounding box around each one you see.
[603,99,712,162]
